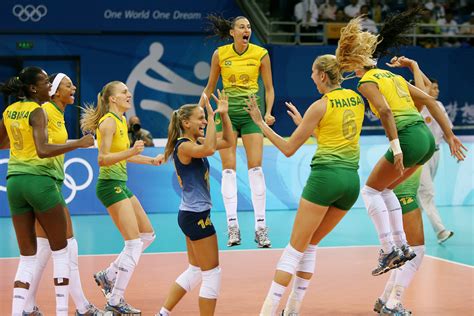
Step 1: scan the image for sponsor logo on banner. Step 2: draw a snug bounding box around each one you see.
[12,4,48,22]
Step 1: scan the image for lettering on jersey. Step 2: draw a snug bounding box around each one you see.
[373,72,395,80]
[224,60,232,66]
[6,110,30,120]
[57,121,63,128]
[246,62,257,67]
[329,96,363,108]
[120,129,124,137]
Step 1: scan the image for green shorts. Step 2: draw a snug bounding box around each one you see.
[394,167,422,214]
[215,97,262,136]
[7,175,64,216]
[302,166,360,211]
[385,122,436,167]
[96,179,134,208]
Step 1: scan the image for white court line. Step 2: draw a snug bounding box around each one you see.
[424,254,474,269]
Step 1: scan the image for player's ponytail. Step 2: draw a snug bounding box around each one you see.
[164,104,200,161]
[207,14,248,41]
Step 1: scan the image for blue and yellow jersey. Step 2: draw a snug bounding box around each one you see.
[312,88,365,169]
[96,112,129,181]
[173,138,212,212]
[218,43,268,114]
[42,101,68,181]
[3,100,62,179]
[359,68,424,130]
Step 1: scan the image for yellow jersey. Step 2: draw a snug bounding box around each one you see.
[42,101,68,181]
[359,68,424,130]
[3,100,61,178]
[218,43,268,114]
[97,112,130,181]
[312,88,365,169]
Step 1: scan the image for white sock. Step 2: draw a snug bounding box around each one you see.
[24,237,51,313]
[222,169,239,228]
[361,185,394,252]
[386,245,425,309]
[285,276,310,314]
[106,255,121,282]
[109,239,143,306]
[68,238,89,313]
[52,247,70,316]
[260,281,286,316]
[160,307,171,315]
[12,255,37,316]
[382,189,407,247]
[140,232,156,252]
[381,269,397,302]
[249,166,267,230]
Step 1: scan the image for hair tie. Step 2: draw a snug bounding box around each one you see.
[49,73,67,97]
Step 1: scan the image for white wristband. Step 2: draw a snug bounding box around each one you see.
[390,139,402,156]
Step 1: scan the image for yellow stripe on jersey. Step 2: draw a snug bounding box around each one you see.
[218,43,267,98]
[359,69,424,130]
[97,112,130,181]
[312,88,365,169]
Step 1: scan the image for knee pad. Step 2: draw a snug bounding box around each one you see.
[248,167,265,196]
[199,266,221,299]
[122,239,143,268]
[411,245,425,271]
[276,244,304,275]
[296,244,317,274]
[381,189,401,212]
[15,255,37,284]
[52,247,70,281]
[221,169,237,199]
[361,185,384,217]
[176,264,202,292]
[140,232,156,252]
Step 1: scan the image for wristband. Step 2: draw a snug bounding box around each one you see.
[390,139,402,155]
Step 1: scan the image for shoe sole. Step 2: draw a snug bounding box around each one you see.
[438,231,454,244]
[227,241,241,247]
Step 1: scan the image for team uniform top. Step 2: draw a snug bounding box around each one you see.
[359,68,424,130]
[311,88,365,170]
[3,100,63,180]
[421,101,452,145]
[173,138,212,212]
[42,101,68,181]
[218,43,268,115]
[96,112,129,181]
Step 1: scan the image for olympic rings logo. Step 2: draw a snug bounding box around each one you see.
[12,4,48,22]
[0,157,93,204]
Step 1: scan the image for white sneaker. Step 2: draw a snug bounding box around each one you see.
[227,225,241,247]
[437,230,454,244]
[255,226,271,248]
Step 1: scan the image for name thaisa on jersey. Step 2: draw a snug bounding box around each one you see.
[329,96,363,108]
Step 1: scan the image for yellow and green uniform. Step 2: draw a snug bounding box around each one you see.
[216,43,268,135]
[96,112,133,207]
[394,167,422,214]
[3,100,65,214]
[302,89,365,210]
[358,68,436,167]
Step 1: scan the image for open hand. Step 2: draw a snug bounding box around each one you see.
[285,102,303,126]
[447,135,468,162]
[211,89,228,115]
[394,153,405,175]
[386,56,415,69]
[244,94,264,125]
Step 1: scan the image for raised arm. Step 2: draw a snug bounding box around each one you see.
[200,50,221,106]
[97,117,144,166]
[407,84,467,161]
[212,89,234,150]
[30,108,93,158]
[245,95,326,157]
[386,56,431,93]
[261,54,276,126]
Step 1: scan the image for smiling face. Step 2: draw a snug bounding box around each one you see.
[109,82,132,112]
[230,17,251,46]
[32,70,52,103]
[183,106,207,139]
[54,76,76,106]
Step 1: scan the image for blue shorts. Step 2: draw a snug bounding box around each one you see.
[178,209,216,241]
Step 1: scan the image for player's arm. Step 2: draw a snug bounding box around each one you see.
[200,49,221,107]
[261,54,276,125]
[0,119,7,145]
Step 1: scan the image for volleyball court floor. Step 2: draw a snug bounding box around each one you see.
[0,206,472,315]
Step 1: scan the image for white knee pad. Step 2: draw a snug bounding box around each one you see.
[15,255,37,284]
[361,185,384,217]
[199,266,221,299]
[296,244,317,273]
[140,232,156,252]
[52,247,70,281]
[122,239,143,269]
[176,264,202,292]
[248,167,265,196]
[276,244,304,275]
[221,169,237,199]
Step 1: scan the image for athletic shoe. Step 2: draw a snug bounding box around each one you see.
[372,247,405,276]
[94,270,114,297]
[75,304,112,315]
[379,303,412,315]
[373,298,385,313]
[399,244,416,265]
[105,299,141,315]
[280,310,299,316]
[255,226,271,248]
[227,225,241,247]
[23,306,43,316]
[437,230,454,244]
